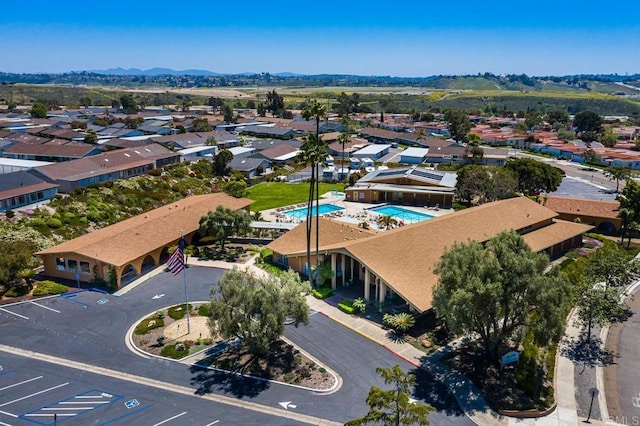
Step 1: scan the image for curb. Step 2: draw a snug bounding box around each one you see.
[126,305,341,394]
[317,310,485,425]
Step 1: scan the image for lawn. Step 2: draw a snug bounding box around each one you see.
[246,182,346,212]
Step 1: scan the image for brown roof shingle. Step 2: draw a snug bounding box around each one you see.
[36,193,253,267]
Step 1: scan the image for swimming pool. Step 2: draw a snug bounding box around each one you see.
[369,205,434,224]
[284,204,345,219]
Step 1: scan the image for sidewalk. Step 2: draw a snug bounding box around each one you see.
[305,294,585,426]
[119,257,584,425]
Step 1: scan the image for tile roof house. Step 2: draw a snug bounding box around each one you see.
[542,195,621,234]
[268,196,592,313]
[0,170,59,211]
[31,145,180,192]
[36,193,252,286]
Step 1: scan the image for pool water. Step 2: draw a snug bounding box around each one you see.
[284,204,344,219]
[370,205,434,224]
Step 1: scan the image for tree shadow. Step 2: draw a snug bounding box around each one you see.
[409,366,467,417]
[560,331,617,368]
[385,330,406,344]
[189,363,270,398]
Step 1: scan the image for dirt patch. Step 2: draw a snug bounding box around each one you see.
[204,340,335,391]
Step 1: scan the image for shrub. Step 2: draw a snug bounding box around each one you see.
[160,342,191,359]
[168,303,192,320]
[198,236,217,245]
[352,298,367,313]
[134,317,165,335]
[516,329,540,397]
[312,286,334,299]
[4,284,29,297]
[197,303,212,317]
[46,218,63,229]
[147,168,162,176]
[383,312,416,332]
[30,218,47,227]
[5,210,15,219]
[32,280,68,296]
[338,299,356,314]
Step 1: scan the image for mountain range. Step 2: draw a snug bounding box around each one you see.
[87,67,303,77]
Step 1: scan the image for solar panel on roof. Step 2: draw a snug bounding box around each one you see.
[376,169,405,178]
[410,168,444,182]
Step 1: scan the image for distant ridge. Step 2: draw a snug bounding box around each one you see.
[88,67,224,76]
[87,68,330,78]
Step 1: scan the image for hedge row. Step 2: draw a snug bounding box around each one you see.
[312,286,334,299]
[338,299,355,314]
[33,280,68,297]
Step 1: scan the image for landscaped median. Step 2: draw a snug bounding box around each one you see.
[129,302,339,392]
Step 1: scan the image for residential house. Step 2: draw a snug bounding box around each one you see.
[0,170,59,211]
[345,166,457,208]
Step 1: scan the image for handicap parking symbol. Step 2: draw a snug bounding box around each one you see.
[97,299,109,304]
[125,399,139,409]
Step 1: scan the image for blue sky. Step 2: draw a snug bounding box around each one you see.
[2,1,639,76]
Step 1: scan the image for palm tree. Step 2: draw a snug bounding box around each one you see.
[301,101,327,285]
[376,214,398,230]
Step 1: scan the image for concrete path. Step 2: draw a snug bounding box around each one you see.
[119,255,585,426]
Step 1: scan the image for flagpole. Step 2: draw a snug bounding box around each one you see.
[181,230,190,335]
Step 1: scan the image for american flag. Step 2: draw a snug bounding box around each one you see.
[167,240,185,275]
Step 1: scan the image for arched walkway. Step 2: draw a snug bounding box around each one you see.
[597,221,617,235]
[141,255,156,274]
[120,264,138,286]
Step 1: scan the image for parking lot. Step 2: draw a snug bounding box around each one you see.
[0,351,307,426]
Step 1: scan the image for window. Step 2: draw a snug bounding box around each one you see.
[67,259,78,273]
[80,261,91,275]
[359,192,365,199]
[55,258,66,271]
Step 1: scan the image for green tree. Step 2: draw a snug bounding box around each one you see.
[444,109,472,143]
[213,149,234,176]
[455,165,492,205]
[464,145,484,164]
[208,269,310,357]
[557,128,576,142]
[222,105,234,123]
[30,102,47,118]
[617,180,640,247]
[199,206,251,251]
[301,100,328,285]
[433,230,569,362]
[265,90,285,117]
[547,110,570,129]
[192,117,212,132]
[582,149,601,165]
[0,240,37,288]
[504,158,563,195]
[600,129,618,148]
[205,136,217,146]
[119,94,139,114]
[84,133,98,145]
[223,178,247,198]
[603,165,632,192]
[345,365,434,426]
[576,286,628,343]
[573,110,602,134]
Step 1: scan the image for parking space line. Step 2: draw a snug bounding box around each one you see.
[25,413,75,417]
[59,401,111,404]
[42,407,93,411]
[0,308,28,320]
[153,411,187,425]
[99,404,154,426]
[0,420,13,426]
[30,302,60,314]
[0,370,15,378]
[0,376,43,391]
[0,410,17,418]
[205,420,220,426]
[0,383,69,407]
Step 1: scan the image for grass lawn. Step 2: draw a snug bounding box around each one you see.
[246,182,346,212]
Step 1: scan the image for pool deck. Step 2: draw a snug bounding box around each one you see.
[261,192,451,231]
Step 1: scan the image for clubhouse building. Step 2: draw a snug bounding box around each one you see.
[267,196,592,313]
[36,193,252,287]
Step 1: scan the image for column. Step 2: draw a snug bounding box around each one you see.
[378,282,387,312]
[341,254,346,287]
[364,268,371,301]
[330,253,337,290]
